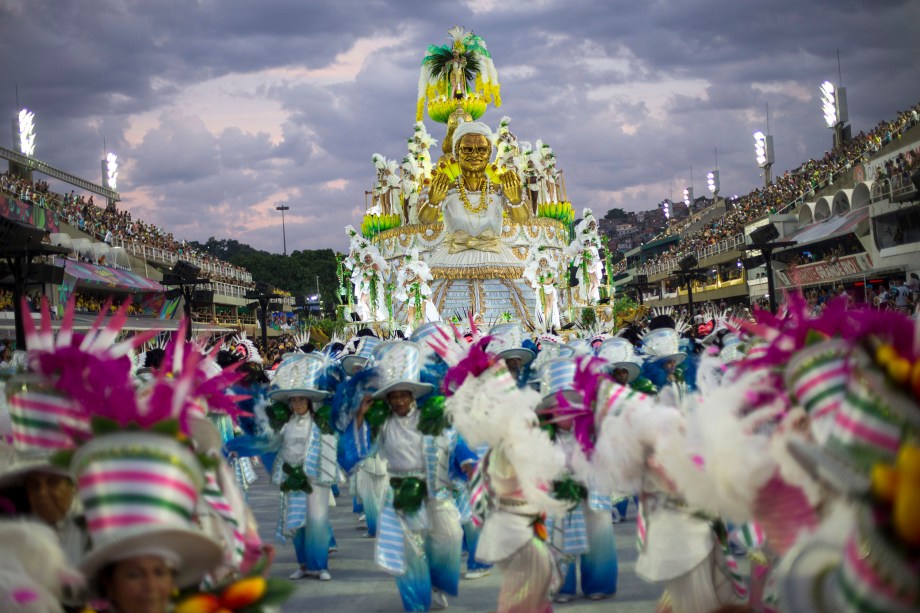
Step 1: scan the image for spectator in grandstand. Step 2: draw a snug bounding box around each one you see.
[908,273,920,301]
[893,279,910,313]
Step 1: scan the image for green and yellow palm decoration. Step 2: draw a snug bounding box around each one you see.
[417,26,502,123]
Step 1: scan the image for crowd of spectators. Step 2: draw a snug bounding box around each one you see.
[640,101,920,274]
[0,288,145,317]
[0,173,253,288]
[0,289,13,312]
[72,292,145,316]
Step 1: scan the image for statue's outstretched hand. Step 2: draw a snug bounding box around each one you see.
[501,171,523,205]
[428,172,451,206]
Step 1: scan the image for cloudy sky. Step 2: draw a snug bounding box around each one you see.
[2,0,919,254]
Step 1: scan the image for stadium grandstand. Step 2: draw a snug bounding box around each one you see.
[612,101,920,315]
[0,163,271,336]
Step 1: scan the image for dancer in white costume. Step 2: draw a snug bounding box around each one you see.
[523,251,562,330]
[351,246,389,322]
[566,210,604,305]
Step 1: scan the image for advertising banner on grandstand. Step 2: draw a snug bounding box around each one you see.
[1,196,61,233]
[55,258,164,293]
[777,253,874,286]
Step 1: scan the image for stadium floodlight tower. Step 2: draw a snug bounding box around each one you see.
[707,170,719,203]
[660,199,671,223]
[754,131,774,187]
[683,186,693,209]
[820,80,849,148]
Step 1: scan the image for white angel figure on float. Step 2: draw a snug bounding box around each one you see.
[350,243,389,322]
[400,156,422,224]
[536,139,558,203]
[408,121,437,177]
[373,158,401,217]
[394,249,440,330]
[343,226,371,272]
[566,209,605,305]
[494,115,520,170]
[523,248,562,331]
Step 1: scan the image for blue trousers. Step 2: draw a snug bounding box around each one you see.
[560,507,618,597]
[462,522,492,571]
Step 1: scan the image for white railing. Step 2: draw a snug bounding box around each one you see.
[112,237,253,285]
[871,175,918,203]
[638,232,745,277]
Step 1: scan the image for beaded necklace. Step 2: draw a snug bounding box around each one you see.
[456,176,491,214]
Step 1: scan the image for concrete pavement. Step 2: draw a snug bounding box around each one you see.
[247,476,663,612]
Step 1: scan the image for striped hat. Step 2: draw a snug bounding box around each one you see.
[825,349,917,474]
[342,336,382,376]
[719,333,745,364]
[268,353,338,403]
[784,339,850,445]
[72,432,222,588]
[780,507,920,612]
[536,357,579,410]
[641,328,687,365]
[487,323,535,365]
[595,338,642,383]
[0,373,89,489]
[369,341,433,400]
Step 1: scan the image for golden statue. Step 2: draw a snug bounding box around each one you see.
[418,121,529,276]
[420,122,527,225]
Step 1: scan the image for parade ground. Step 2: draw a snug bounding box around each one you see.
[247,476,663,612]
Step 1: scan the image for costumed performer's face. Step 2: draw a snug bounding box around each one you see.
[24,470,75,525]
[505,357,522,378]
[612,367,630,385]
[289,396,312,416]
[662,359,677,375]
[386,390,415,417]
[457,134,492,174]
[546,400,574,431]
[103,555,175,613]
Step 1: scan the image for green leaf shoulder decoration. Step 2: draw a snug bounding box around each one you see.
[417,395,449,436]
[631,377,658,395]
[364,399,391,439]
[267,401,292,433]
[313,404,336,436]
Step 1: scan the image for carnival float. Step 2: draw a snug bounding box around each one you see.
[339,26,620,332]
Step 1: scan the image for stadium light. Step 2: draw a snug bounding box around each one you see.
[661,199,670,220]
[754,131,774,186]
[707,170,719,195]
[683,187,693,207]
[819,79,848,147]
[820,81,837,127]
[17,109,36,157]
[105,153,118,190]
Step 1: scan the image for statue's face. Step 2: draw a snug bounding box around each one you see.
[457,134,491,174]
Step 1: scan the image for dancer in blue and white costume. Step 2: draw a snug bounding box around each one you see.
[537,357,619,603]
[340,341,476,611]
[342,335,389,537]
[268,353,341,582]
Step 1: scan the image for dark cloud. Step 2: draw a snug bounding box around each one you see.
[2,0,919,254]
